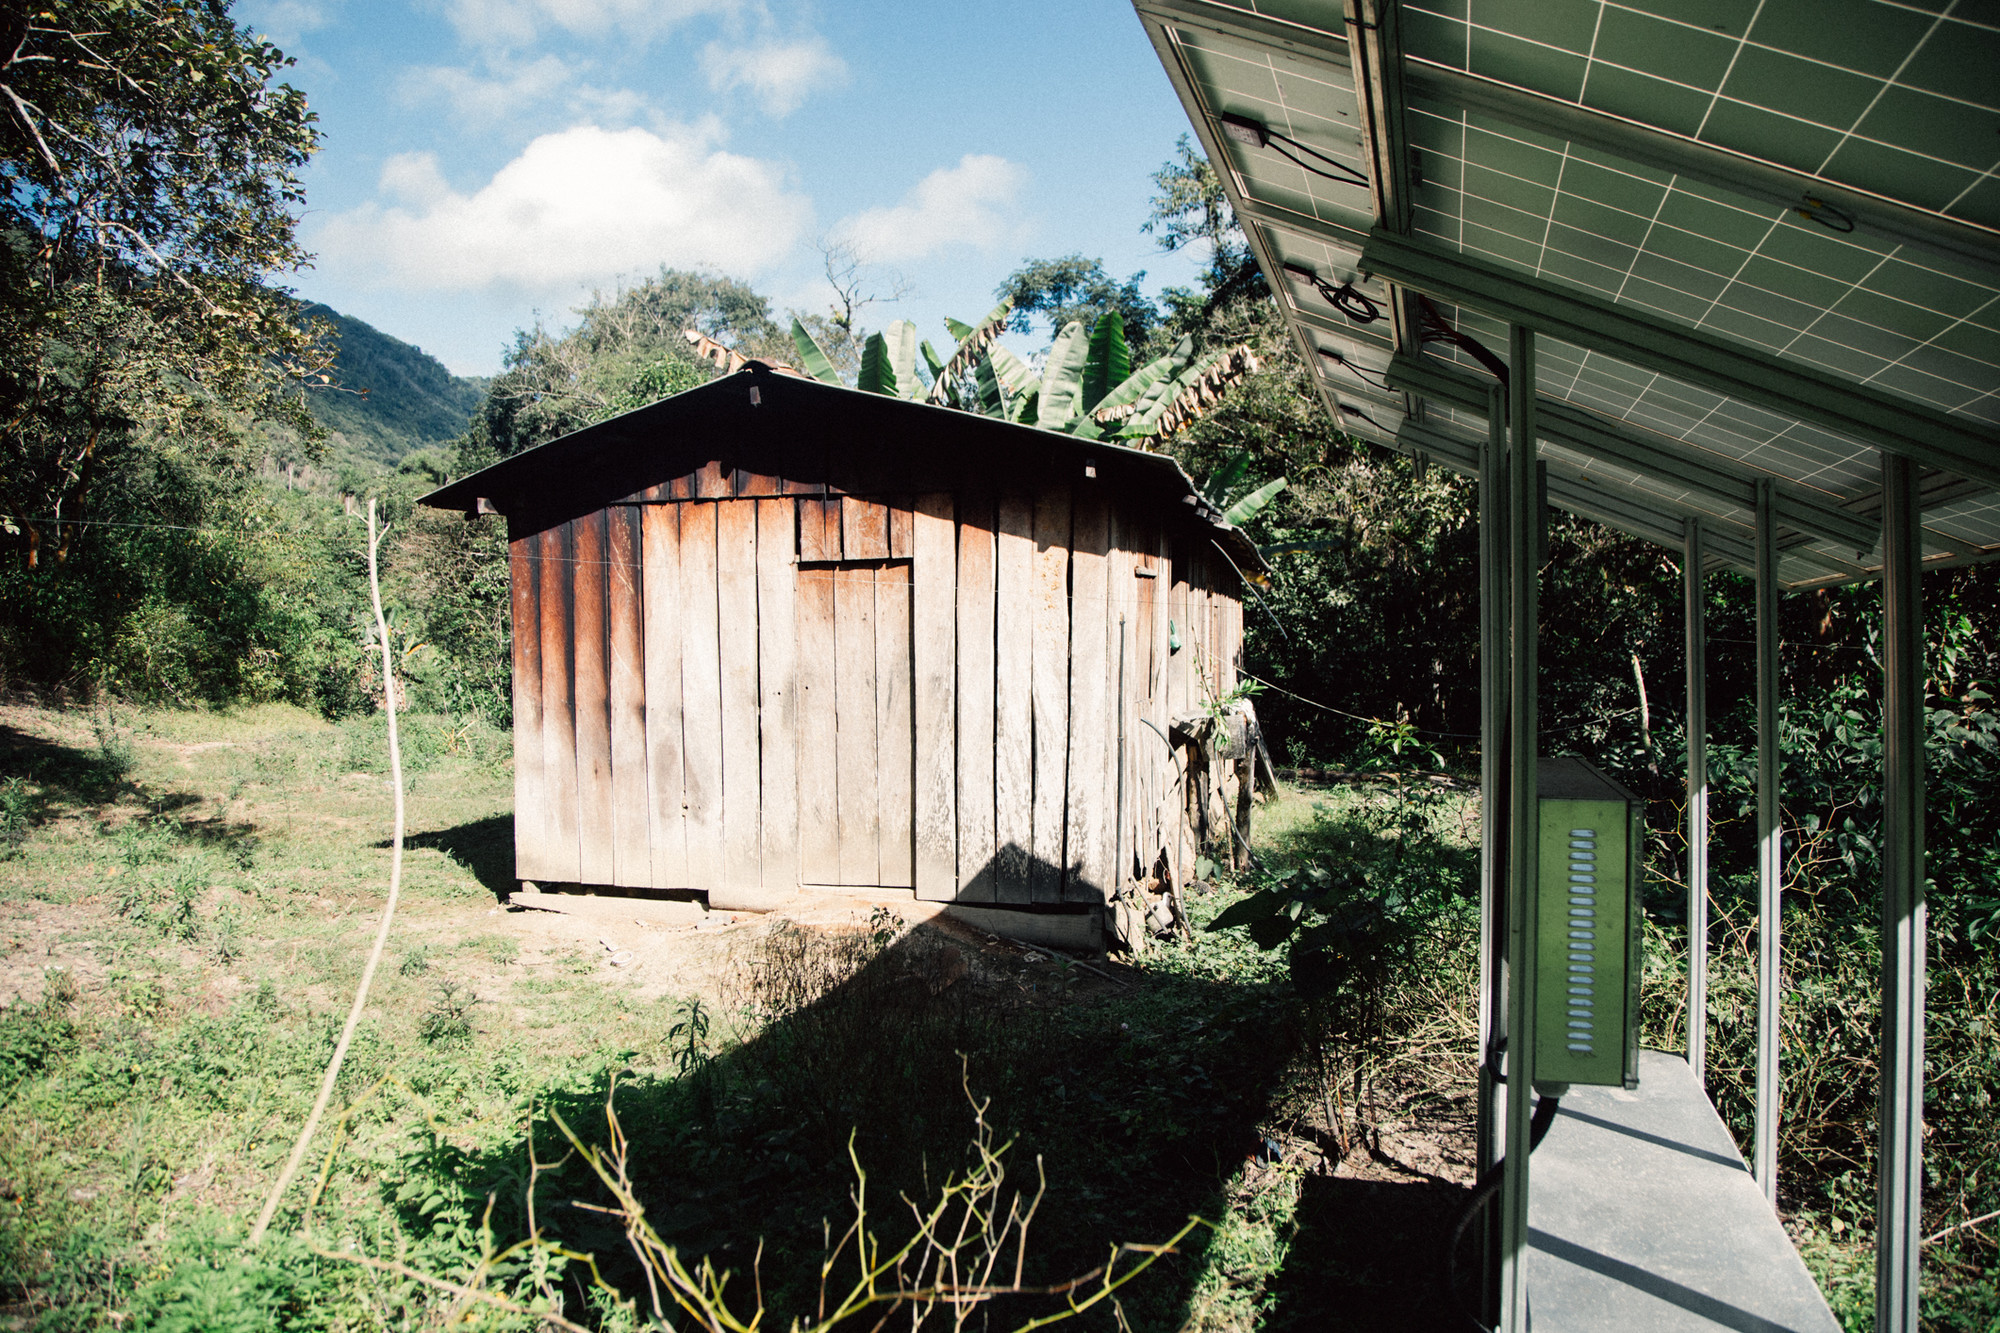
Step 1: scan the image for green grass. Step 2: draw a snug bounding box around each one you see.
[0,702,1497,1331]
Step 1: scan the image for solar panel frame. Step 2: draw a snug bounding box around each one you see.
[1135,0,1999,587]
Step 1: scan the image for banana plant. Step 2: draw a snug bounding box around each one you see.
[1200,449,1288,527]
[790,299,1261,450]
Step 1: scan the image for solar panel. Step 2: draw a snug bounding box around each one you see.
[1133,0,2000,587]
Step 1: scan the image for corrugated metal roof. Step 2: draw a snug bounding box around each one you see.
[1133,0,2000,587]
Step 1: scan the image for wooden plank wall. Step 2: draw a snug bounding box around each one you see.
[508,464,1244,909]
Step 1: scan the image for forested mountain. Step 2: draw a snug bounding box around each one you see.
[303,303,486,466]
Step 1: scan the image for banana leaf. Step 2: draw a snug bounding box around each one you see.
[789,318,844,385]
[1125,345,1261,439]
[1008,386,1040,425]
[1223,476,1287,527]
[1080,311,1130,413]
[884,319,921,399]
[1092,334,1193,420]
[856,331,892,395]
[1203,449,1252,506]
[944,316,976,341]
[1037,320,1090,430]
[1114,350,1216,436]
[933,299,1013,405]
[974,355,1006,416]
[986,344,1038,399]
[921,339,959,408]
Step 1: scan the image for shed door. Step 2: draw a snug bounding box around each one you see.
[794,559,914,887]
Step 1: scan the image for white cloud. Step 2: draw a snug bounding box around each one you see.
[832,155,1030,264]
[237,0,329,46]
[397,55,574,125]
[441,0,737,49]
[312,124,812,294]
[377,151,453,208]
[700,36,849,116]
[394,55,650,129]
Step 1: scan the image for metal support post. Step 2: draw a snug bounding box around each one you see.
[1684,518,1709,1087]
[1876,454,1926,1333]
[1498,327,1540,1333]
[1474,386,1510,1321]
[1479,385,1508,1128]
[1753,479,1782,1202]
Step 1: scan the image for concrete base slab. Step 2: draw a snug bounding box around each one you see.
[1510,1049,1838,1332]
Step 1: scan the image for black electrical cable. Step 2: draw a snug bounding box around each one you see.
[1283,262,1382,325]
[1329,280,1382,324]
[1316,346,1394,391]
[1269,135,1372,190]
[1445,1092,1563,1331]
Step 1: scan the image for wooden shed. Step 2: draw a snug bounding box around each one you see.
[421,364,1259,938]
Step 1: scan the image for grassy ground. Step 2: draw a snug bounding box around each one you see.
[0,701,1494,1330]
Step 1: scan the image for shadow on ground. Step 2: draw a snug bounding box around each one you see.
[1263,1173,1475,1331]
[384,901,1483,1331]
[0,723,132,806]
[0,722,259,862]
[392,919,1297,1329]
[395,814,514,898]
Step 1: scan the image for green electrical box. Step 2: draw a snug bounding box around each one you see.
[1535,758,1644,1090]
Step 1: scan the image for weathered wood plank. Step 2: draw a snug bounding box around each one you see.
[835,563,879,885]
[1132,526,1163,882]
[1065,490,1109,902]
[642,505,688,886]
[955,497,997,902]
[1165,541,1191,887]
[606,506,649,886]
[875,560,914,888]
[1167,542,1191,724]
[695,459,730,498]
[888,504,914,559]
[841,497,890,560]
[795,559,839,883]
[799,497,840,563]
[1105,515,1132,890]
[538,523,582,883]
[1224,592,1243,696]
[679,503,725,892]
[992,491,1035,902]
[756,498,799,891]
[1150,527,1173,881]
[912,494,957,900]
[1029,483,1071,903]
[738,470,781,497]
[717,500,762,894]
[510,535,548,881]
[572,510,615,887]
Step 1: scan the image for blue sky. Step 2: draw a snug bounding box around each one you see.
[243,0,1212,376]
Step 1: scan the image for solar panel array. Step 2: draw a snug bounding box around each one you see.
[1135,0,2000,587]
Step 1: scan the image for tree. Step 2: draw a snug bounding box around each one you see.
[1145,136,1267,338]
[456,269,775,467]
[1,0,329,568]
[994,254,1160,350]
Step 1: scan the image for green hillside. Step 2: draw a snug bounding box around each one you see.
[304,303,486,465]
